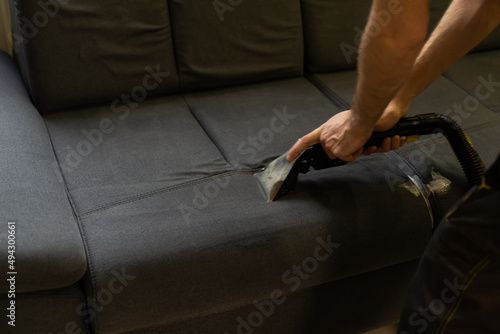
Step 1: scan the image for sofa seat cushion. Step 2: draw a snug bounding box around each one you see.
[44,77,435,333]
[77,164,431,334]
[44,95,233,216]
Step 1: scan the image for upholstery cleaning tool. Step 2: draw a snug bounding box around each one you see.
[254,113,485,202]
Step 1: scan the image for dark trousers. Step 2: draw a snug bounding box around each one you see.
[397,155,500,334]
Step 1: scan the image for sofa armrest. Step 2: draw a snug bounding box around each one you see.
[0,51,87,293]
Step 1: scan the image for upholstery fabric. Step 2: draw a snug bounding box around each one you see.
[301,0,371,73]
[168,0,304,90]
[8,0,178,113]
[0,51,87,294]
[44,78,433,333]
[4,0,500,333]
[444,50,500,114]
[76,170,430,333]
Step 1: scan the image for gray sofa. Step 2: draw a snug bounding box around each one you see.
[1,0,500,333]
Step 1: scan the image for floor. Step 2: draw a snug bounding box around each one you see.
[362,324,398,334]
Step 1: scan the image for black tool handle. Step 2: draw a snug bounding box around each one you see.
[302,113,440,172]
[365,113,442,147]
[301,112,485,185]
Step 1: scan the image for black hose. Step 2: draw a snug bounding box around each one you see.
[367,113,485,187]
[432,114,486,187]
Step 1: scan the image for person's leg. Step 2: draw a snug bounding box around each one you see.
[397,156,500,334]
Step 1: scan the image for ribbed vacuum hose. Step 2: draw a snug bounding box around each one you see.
[434,114,486,187]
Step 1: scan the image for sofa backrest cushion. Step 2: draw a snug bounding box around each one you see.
[168,0,304,91]
[9,0,179,113]
[301,0,371,73]
[302,0,500,73]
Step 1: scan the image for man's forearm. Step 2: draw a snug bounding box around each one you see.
[393,0,500,107]
[351,0,429,129]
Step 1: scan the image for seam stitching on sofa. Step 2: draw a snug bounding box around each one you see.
[74,219,98,331]
[441,72,500,114]
[43,122,98,332]
[298,0,306,77]
[79,170,249,218]
[305,72,351,110]
[465,119,500,132]
[78,220,99,331]
[43,123,84,226]
[179,93,238,169]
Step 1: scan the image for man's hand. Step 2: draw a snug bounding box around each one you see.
[286,102,410,162]
[286,110,374,162]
